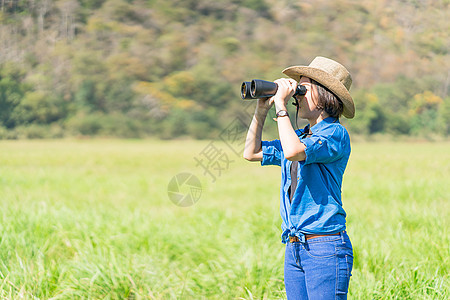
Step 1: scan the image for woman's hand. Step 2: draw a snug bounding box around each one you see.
[273,78,297,110]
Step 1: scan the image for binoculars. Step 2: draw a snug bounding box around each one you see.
[241,79,307,100]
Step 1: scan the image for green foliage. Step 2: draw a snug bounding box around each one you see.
[0,0,448,139]
[439,97,450,135]
[0,64,30,128]
[347,91,388,135]
[11,91,67,124]
[408,91,445,136]
[101,0,138,23]
[65,112,143,137]
[74,79,99,112]
[66,112,103,135]
[240,0,270,16]
[348,75,449,137]
[79,0,108,9]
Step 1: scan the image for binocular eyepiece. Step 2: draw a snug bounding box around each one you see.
[241,79,307,100]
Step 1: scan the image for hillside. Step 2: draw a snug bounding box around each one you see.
[0,0,449,138]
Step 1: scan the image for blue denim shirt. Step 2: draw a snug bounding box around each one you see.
[261,117,351,243]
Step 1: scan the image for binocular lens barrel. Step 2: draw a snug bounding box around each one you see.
[250,80,278,98]
[240,79,307,100]
[241,82,253,99]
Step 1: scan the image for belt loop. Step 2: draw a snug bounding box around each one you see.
[340,231,345,244]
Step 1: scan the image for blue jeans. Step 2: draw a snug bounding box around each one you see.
[284,232,353,300]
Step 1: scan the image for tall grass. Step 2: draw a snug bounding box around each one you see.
[0,140,448,299]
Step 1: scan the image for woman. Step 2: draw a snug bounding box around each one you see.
[243,56,355,299]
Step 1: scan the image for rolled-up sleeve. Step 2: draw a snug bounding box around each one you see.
[261,140,282,166]
[301,128,348,165]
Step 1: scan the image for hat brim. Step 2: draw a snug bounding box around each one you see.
[282,66,355,119]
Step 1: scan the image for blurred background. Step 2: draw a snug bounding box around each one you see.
[0,1,449,298]
[0,0,449,140]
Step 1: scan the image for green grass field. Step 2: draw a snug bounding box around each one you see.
[0,139,448,299]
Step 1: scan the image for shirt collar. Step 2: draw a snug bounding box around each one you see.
[310,117,339,134]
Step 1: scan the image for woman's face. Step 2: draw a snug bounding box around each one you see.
[295,77,321,120]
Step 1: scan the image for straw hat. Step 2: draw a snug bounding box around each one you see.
[282,56,355,118]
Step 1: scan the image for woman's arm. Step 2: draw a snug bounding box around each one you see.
[272,79,307,161]
[275,116,306,161]
[243,98,274,161]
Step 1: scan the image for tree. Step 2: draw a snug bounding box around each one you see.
[409,91,444,135]
[0,63,29,128]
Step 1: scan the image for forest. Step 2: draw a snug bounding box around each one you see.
[0,0,449,139]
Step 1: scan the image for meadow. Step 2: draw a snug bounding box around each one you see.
[0,139,448,299]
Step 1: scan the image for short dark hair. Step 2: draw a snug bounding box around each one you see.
[311,79,344,118]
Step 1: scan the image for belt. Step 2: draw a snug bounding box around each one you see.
[289,232,342,243]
